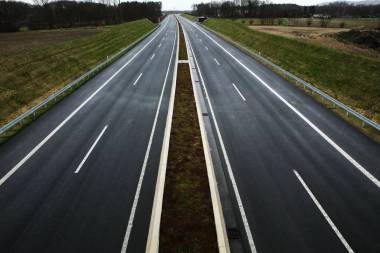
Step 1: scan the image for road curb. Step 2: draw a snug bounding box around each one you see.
[180,18,231,253]
[145,20,179,253]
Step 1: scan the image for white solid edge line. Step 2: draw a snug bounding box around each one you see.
[189,20,380,189]
[214,58,220,66]
[0,23,167,187]
[120,29,177,253]
[293,170,355,253]
[133,73,143,86]
[145,18,179,253]
[232,83,246,102]
[182,17,258,253]
[74,125,108,174]
[183,24,231,253]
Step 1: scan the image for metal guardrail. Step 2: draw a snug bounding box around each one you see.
[200,23,380,132]
[0,25,159,136]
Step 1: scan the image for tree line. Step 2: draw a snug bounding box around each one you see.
[192,1,380,19]
[0,0,162,32]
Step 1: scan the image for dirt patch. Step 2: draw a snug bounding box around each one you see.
[336,29,380,51]
[249,25,380,58]
[0,27,103,56]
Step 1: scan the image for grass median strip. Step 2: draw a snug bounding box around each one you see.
[159,22,218,253]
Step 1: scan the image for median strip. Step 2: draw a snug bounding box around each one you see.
[159,21,221,252]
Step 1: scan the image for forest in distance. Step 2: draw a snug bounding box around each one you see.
[0,0,162,32]
[192,1,380,19]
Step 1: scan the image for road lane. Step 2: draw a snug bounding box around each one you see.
[0,15,177,253]
[179,16,380,253]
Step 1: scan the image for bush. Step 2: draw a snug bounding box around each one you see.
[249,19,254,25]
[340,22,345,28]
[320,18,331,28]
[307,19,312,27]
[278,18,288,26]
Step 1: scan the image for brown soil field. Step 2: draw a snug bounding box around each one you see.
[249,25,380,58]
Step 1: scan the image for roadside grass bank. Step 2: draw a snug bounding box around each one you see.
[182,13,198,22]
[185,16,380,141]
[0,19,156,144]
[159,22,218,253]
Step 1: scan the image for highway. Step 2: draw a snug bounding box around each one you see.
[179,16,380,253]
[0,15,177,253]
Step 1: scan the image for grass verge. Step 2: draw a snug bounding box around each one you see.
[0,19,156,144]
[199,18,380,141]
[159,23,218,253]
[182,13,198,22]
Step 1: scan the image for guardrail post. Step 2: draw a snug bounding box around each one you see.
[362,121,366,127]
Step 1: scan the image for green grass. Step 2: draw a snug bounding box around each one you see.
[238,17,380,29]
[179,24,188,60]
[181,13,198,22]
[0,19,156,127]
[202,18,380,125]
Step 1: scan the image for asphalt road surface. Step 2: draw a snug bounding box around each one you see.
[179,15,380,253]
[0,15,177,253]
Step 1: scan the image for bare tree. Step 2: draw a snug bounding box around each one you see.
[33,0,49,6]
